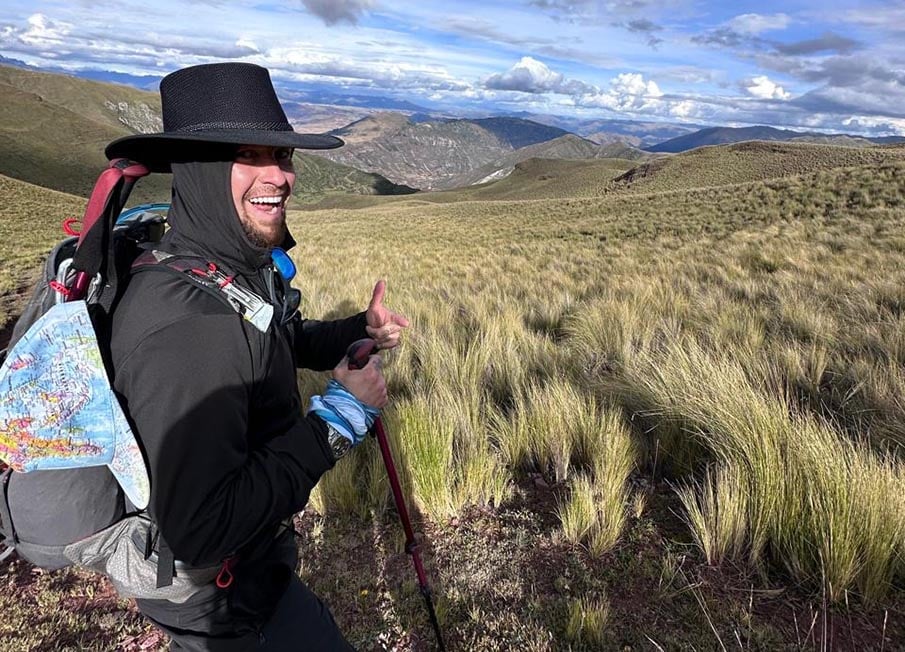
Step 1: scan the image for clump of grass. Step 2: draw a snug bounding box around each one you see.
[676,463,749,566]
[384,389,510,522]
[557,406,636,555]
[564,594,610,647]
[623,338,905,603]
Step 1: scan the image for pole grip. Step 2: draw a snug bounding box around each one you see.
[346,338,379,370]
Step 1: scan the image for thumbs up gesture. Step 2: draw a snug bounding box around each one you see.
[365,280,410,350]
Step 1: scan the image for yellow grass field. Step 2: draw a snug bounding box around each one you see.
[1,151,904,650]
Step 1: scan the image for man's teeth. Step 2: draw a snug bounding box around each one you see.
[249,196,283,205]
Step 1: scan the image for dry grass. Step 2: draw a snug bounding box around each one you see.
[290,159,905,607]
[3,149,905,649]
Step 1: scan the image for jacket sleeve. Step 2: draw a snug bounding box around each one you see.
[114,313,336,566]
[291,312,369,370]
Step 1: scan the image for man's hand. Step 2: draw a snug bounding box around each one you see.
[332,354,387,408]
[365,280,409,350]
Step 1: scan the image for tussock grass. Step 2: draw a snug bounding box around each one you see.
[565,594,610,646]
[623,339,905,603]
[288,159,905,607]
[5,144,905,652]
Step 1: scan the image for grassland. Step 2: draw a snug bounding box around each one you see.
[1,145,904,650]
[0,174,86,330]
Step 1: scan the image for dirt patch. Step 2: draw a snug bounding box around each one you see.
[1,481,903,650]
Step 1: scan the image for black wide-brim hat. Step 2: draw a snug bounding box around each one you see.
[105,62,343,172]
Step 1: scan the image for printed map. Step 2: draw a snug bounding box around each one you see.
[0,301,149,508]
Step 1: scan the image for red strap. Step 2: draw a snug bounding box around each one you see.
[215,556,237,589]
[48,280,71,298]
[62,217,81,236]
[76,158,149,247]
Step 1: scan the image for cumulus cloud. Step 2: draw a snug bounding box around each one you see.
[484,57,594,94]
[17,13,71,47]
[301,0,374,26]
[742,75,791,100]
[841,115,905,136]
[578,72,664,111]
[727,13,791,35]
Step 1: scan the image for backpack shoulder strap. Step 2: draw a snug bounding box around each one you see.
[131,250,274,333]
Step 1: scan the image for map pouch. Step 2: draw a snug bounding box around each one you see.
[0,300,151,569]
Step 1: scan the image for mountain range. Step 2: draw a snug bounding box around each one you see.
[649,126,904,153]
[2,62,903,199]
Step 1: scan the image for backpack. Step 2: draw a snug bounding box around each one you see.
[0,159,271,599]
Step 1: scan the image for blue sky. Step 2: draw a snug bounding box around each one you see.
[1,0,904,135]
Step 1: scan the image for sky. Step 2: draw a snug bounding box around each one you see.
[1,0,904,135]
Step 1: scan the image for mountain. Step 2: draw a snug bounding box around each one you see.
[276,86,433,114]
[322,114,594,189]
[508,113,703,147]
[466,118,571,149]
[444,134,650,188]
[0,64,171,202]
[648,126,905,153]
[0,64,412,202]
[292,153,416,203]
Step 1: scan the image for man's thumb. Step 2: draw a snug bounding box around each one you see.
[369,280,386,310]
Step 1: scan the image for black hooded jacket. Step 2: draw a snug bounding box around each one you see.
[110,159,367,566]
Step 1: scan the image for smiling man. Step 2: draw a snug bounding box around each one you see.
[101,62,409,651]
[231,144,296,248]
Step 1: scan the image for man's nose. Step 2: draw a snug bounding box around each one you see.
[257,158,291,184]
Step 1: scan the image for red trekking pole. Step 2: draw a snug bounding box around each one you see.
[346,339,446,651]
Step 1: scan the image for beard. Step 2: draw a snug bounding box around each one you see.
[238,210,287,249]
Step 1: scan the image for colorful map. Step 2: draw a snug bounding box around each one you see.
[0,301,150,509]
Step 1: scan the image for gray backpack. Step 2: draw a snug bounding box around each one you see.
[0,161,223,601]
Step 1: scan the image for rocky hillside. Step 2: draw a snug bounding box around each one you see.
[444,134,649,189]
[321,114,582,190]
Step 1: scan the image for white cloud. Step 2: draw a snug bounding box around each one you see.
[19,13,71,46]
[235,37,260,53]
[727,13,791,35]
[579,72,664,111]
[743,75,791,100]
[669,99,701,119]
[484,56,594,94]
[842,115,905,136]
[612,72,662,98]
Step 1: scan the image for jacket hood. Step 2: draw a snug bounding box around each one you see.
[161,158,294,276]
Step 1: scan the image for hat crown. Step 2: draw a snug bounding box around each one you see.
[159,63,291,134]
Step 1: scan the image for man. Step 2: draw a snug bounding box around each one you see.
[104,62,408,650]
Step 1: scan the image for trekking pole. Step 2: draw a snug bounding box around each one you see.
[346,338,447,652]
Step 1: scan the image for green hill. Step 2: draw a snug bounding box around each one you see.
[292,152,416,203]
[613,140,905,194]
[0,173,87,330]
[0,64,413,204]
[0,65,171,202]
[311,138,901,210]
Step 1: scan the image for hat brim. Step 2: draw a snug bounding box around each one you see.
[105,130,344,173]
